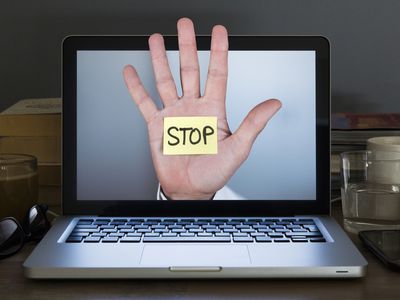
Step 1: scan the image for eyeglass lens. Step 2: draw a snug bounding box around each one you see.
[27,205,50,240]
[0,219,25,257]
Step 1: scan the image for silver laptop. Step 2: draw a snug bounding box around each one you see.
[23,35,367,278]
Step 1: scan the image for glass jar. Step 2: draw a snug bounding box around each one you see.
[0,154,38,222]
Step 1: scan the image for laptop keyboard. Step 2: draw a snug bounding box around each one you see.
[65,218,326,243]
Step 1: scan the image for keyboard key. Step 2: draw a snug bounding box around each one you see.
[127,233,142,237]
[240,228,256,233]
[78,218,94,223]
[161,233,178,237]
[285,232,323,237]
[120,237,141,242]
[151,225,166,229]
[270,225,285,229]
[197,233,213,237]
[144,233,160,237]
[274,228,290,233]
[219,225,234,229]
[143,221,158,225]
[179,233,195,237]
[274,238,290,242]
[291,238,308,243]
[113,219,128,222]
[276,221,291,225]
[250,232,265,237]
[120,229,136,233]
[75,225,98,229]
[310,238,326,243]
[93,221,110,226]
[205,229,220,233]
[171,229,186,233]
[257,228,273,233]
[236,225,250,229]
[198,219,212,222]
[154,229,169,233]
[102,229,117,233]
[129,219,144,223]
[188,228,203,233]
[202,225,217,229]
[233,237,253,242]
[185,225,200,229]
[67,236,83,243]
[215,233,230,237]
[126,221,142,226]
[223,229,238,233]
[293,221,314,225]
[255,236,272,242]
[163,219,178,222]
[233,233,249,237]
[303,225,319,231]
[134,225,149,229]
[102,237,119,243]
[168,225,183,229]
[214,219,229,223]
[117,225,132,229]
[259,221,275,226]
[109,233,124,237]
[72,228,100,233]
[143,236,231,242]
[286,225,302,229]
[292,228,308,232]
[96,218,111,222]
[226,221,241,225]
[91,233,107,237]
[268,233,284,238]
[110,221,126,225]
[176,221,192,225]
[299,219,314,222]
[99,225,115,229]
[69,232,90,237]
[84,237,101,243]
[243,221,258,225]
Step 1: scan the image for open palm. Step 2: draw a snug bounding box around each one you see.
[123,18,281,200]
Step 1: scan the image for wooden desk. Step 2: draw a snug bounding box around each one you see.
[1,202,399,300]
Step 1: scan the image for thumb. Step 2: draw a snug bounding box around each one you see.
[233,99,281,156]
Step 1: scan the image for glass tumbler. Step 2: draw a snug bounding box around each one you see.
[340,150,400,233]
[0,154,38,222]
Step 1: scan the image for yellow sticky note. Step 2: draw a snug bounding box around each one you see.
[163,116,218,155]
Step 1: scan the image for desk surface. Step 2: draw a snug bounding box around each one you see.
[1,202,399,300]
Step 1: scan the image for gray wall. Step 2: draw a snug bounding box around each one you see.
[1,0,400,113]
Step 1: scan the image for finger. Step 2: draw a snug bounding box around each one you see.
[232,99,282,159]
[177,17,200,97]
[123,65,159,123]
[149,33,179,107]
[204,25,228,102]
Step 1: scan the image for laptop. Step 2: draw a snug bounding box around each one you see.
[23,35,367,278]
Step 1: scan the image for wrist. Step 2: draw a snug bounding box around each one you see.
[161,187,215,200]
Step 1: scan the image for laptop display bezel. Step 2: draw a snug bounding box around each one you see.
[62,35,330,217]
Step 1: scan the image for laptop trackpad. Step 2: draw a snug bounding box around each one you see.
[140,244,250,266]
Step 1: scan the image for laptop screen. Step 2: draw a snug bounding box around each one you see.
[76,50,316,201]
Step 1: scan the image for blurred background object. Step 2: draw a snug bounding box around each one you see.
[0,99,61,214]
[0,154,38,222]
[1,0,400,113]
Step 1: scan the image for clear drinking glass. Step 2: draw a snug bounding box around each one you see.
[0,154,38,222]
[341,150,400,233]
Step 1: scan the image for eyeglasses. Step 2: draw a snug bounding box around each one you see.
[0,204,51,260]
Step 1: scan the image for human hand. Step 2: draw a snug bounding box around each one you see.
[123,18,281,200]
